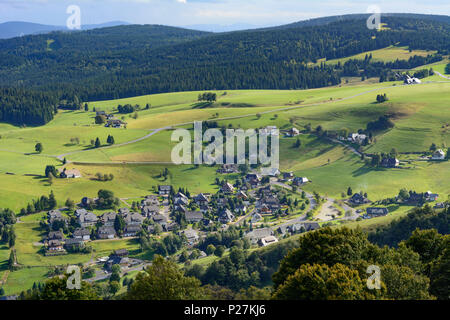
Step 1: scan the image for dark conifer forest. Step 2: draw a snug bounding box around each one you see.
[0,14,449,125]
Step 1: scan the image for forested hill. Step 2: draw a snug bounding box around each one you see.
[0,14,449,126]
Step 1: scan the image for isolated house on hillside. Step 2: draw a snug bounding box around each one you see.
[293,177,309,186]
[381,157,399,168]
[366,207,389,217]
[432,149,446,160]
[349,193,370,205]
[286,128,300,137]
[59,168,82,178]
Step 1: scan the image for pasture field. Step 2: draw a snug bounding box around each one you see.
[0,71,448,295]
[1,267,51,296]
[317,46,437,65]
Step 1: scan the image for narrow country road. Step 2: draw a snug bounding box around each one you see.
[435,71,450,80]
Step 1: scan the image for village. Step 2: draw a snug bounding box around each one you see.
[39,155,446,281]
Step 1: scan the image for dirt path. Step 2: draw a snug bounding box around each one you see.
[0,270,9,286]
[316,200,341,221]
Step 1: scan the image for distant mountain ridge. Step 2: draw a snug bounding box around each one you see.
[0,21,130,39]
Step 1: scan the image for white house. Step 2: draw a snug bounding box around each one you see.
[432,149,446,160]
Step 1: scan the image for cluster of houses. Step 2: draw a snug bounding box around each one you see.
[96,111,127,128]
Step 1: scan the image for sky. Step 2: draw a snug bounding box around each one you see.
[0,0,449,28]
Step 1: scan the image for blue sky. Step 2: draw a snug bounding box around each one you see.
[0,0,449,27]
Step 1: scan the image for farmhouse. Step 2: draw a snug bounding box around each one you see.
[292,177,309,186]
[194,193,209,206]
[217,164,239,174]
[59,168,82,178]
[349,193,370,205]
[124,212,145,226]
[152,214,168,225]
[286,127,300,137]
[47,239,64,252]
[73,228,91,241]
[221,182,235,194]
[142,195,160,206]
[105,119,126,128]
[259,236,278,247]
[348,133,367,144]
[97,226,116,239]
[425,191,439,202]
[76,209,98,228]
[182,229,199,245]
[123,225,141,237]
[245,227,273,245]
[381,157,400,168]
[219,209,235,224]
[251,213,262,223]
[281,172,294,182]
[185,211,204,223]
[290,222,320,233]
[64,238,84,251]
[141,205,160,217]
[158,185,172,196]
[48,209,66,224]
[432,149,446,160]
[366,207,389,217]
[47,231,64,242]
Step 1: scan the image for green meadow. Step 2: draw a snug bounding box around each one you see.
[0,60,449,295]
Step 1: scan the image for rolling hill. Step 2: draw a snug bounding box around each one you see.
[0,21,131,39]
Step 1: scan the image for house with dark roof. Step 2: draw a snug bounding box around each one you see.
[123,225,141,237]
[76,210,98,228]
[245,228,273,245]
[153,214,168,225]
[47,239,64,252]
[181,229,199,245]
[259,236,278,247]
[158,185,172,196]
[217,164,239,174]
[59,168,82,179]
[221,182,235,194]
[100,212,117,227]
[64,238,84,251]
[48,209,67,224]
[381,157,399,168]
[194,193,209,206]
[349,193,370,206]
[124,212,145,226]
[366,207,389,217]
[73,228,91,241]
[97,226,116,239]
[282,172,294,182]
[293,177,309,186]
[47,231,64,242]
[142,205,160,217]
[219,209,235,224]
[185,211,204,223]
